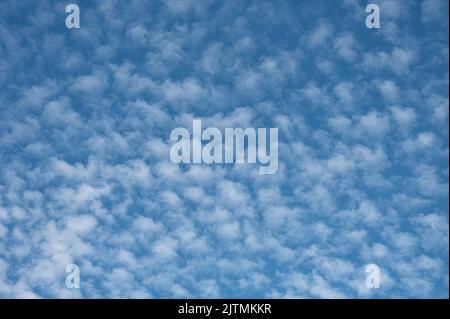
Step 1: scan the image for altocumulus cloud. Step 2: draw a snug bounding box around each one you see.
[0,0,448,298]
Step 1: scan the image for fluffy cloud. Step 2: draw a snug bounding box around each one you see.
[0,0,448,299]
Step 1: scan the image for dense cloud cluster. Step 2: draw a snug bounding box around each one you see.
[0,0,448,298]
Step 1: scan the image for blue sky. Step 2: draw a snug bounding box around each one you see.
[0,0,448,298]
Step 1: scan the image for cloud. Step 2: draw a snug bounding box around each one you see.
[0,0,447,299]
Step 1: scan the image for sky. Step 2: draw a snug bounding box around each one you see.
[0,0,448,298]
